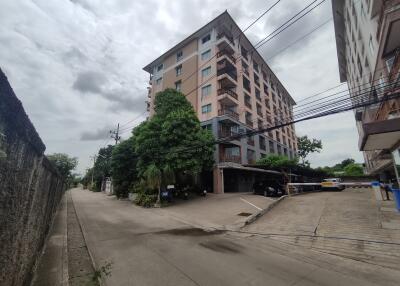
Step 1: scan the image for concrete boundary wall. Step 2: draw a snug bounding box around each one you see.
[0,68,65,286]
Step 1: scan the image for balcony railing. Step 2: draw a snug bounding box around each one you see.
[245,100,252,109]
[217,50,236,64]
[217,32,235,46]
[245,119,253,128]
[217,88,238,100]
[247,138,255,146]
[218,128,239,138]
[218,109,239,120]
[219,154,241,164]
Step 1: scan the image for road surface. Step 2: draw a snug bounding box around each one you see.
[70,188,400,286]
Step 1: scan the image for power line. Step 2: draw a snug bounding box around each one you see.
[254,0,328,50]
[266,17,333,61]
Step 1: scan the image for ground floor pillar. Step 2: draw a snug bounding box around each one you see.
[213,166,224,194]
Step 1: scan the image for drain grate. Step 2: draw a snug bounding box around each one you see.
[237,212,252,217]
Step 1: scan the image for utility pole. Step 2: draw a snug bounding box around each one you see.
[90,154,97,189]
[110,123,121,145]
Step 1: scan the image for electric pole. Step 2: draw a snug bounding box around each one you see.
[110,123,121,145]
[90,154,97,189]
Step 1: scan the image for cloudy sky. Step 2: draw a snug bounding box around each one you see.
[0,0,363,174]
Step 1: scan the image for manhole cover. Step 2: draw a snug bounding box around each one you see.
[237,212,252,217]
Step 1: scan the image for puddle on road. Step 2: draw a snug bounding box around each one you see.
[199,240,243,254]
[156,228,226,236]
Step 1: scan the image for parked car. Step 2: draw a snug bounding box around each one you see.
[253,179,285,197]
[321,178,345,191]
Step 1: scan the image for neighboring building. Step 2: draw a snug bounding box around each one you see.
[332,0,400,184]
[143,11,298,193]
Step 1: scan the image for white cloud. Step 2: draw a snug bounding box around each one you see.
[0,0,364,173]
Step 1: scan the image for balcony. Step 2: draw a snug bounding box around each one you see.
[217,88,238,100]
[218,128,239,138]
[146,100,150,112]
[218,108,239,121]
[220,154,241,164]
[217,59,237,86]
[217,49,236,64]
[245,119,253,128]
[216,32,235,54]
[247,137,255,146]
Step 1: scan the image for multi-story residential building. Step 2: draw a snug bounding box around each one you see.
[143,11,297,193]
[332,0,400,185]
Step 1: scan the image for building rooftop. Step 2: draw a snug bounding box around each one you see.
[143,10,296,105]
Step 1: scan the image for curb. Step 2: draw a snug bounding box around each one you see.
[69,189,107,286]
[240,195,287,228]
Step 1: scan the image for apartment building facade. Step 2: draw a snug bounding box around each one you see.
[143,12,297,193]
[332,0,400,184]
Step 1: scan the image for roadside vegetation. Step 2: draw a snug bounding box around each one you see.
[82,89,215,206]
[47,153,79,187]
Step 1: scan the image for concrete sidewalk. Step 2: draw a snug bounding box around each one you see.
[156,192,278,230]
[32,194,68,286]
[244,188,400,270]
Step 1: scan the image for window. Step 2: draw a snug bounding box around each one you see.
[157,64,163,72]
[176,51,183,62]
[175,81,182,91]
[156,77,162,85]
[202,34,211,44]
[241,46,248,60]
[253,62,259,73]
[175,65,182,76]
[201,84,212,98]
[369,35,374,54]
[202,104,212,114]
[202,66,211,78]
[255,88,261,101]
[201,49,211,60]
[202,124,212,131]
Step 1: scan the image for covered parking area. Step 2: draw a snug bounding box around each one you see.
[216,163,281,193]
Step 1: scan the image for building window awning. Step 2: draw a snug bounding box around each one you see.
[359,117,400,151]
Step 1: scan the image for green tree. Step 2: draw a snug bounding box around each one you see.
[343,163,364,176]
[111,137,138,198]
[297,135,322,164]
[47,153,78,185]
[92,145,114,191]
[256,154,298,169]
[134,89,214,198]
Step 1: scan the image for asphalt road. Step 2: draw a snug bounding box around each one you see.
[70,188,400,286]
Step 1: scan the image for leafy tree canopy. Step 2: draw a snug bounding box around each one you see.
[92,145,114,191]
[297,135,322,163]
[343,163,364,176]
[134,89,214,177]
[47,153,78,181]
[111,137,138,198]
[256,155,299,169]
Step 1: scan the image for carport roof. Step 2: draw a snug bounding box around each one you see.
[219,163,281,175]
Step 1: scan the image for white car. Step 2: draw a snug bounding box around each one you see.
[321,178,345,191]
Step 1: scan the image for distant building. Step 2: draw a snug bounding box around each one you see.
[143,11,297,193]
[332,0,400,183]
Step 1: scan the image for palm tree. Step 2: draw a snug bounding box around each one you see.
[144,164,162,206]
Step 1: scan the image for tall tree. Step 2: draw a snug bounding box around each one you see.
[93,145,114,191]
[134,89,214,196]
[297,135,322,164]
[111,137,138,198]
[47,153,78,185]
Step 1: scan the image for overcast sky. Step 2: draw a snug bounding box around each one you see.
[0,0,363,174]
